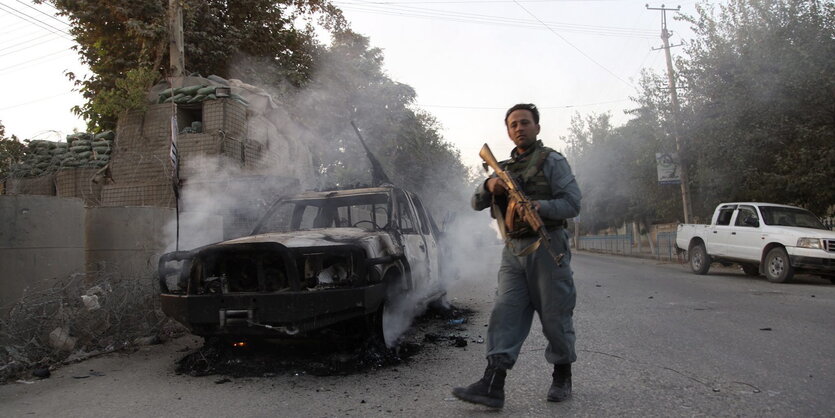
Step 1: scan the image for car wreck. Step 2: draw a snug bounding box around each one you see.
[158,185,444,345]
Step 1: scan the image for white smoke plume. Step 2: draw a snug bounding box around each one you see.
[160,49,502,346]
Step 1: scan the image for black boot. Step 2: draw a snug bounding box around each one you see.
[547,363,572,402]
[452,357,508,409]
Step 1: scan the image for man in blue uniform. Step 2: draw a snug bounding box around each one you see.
[452,103,582,409]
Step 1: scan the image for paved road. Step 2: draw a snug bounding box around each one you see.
[1,250,833,417]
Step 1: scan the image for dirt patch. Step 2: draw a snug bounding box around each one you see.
[176,304,475,378]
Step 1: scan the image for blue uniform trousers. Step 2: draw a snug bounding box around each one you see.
[486,228,577,367]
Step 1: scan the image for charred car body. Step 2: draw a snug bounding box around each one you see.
[158,185,444,343]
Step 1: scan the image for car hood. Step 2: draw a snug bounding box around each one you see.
[218,227,401,257]
[764,226,835,239]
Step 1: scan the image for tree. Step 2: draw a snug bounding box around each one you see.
[288,31,469,216]
[0,122,25,180]
[568,0,835,232]
[678,0,835,215]
[41,0,346,131]
[44,1,472,216]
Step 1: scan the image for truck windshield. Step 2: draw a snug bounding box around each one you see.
[760,206,827,230]
[254,193,392,233]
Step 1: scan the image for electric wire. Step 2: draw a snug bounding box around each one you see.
[2,26,53,45]
[0,90,74,111]
[0,47,74,73]
[511,0,634,88]
[0,15,29,34]
[0,32,60,56]
[418,98,630,110]
[0,2,72,39]
[341,1,645,5]
[337,1,657,38]
[13,0,70,27]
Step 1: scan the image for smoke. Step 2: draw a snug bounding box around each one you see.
[379,180,504,347]
[158,46,503,346]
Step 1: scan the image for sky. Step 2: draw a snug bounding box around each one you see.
[0,0,700,169]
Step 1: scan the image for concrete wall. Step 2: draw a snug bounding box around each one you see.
[1,197,226,309]
[85,207,175,279]
[0,195,85,308]
[85,207,223,278]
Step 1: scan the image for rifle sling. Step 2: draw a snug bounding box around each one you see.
[493,204,537,255]
[508,237,541,257]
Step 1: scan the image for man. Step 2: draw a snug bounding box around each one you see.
[452,103,581,409]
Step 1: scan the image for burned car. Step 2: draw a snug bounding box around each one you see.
[158,185,444,345]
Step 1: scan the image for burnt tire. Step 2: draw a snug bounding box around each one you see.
[366,298,398,348]
[689,243,710,275]
[764,247,794,283]
[741,264,760,276]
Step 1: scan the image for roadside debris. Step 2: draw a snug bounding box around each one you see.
[176,304,474,378]
[48,327,77,352]
[32,367,50,379]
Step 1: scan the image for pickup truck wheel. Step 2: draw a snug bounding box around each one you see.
[764,247,794,283]
[366,299,398,348]
[689,243,710,275]
[741,264,759,276]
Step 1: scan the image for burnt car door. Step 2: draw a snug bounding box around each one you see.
[406,191,442,292]
[393,189,431,291]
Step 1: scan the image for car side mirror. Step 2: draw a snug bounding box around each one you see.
[744,216,759,227]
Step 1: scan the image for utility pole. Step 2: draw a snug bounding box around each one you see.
[647,4,693,224]
[168,0,185,87]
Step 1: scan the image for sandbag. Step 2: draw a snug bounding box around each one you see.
[94,131,115,140]
[197,86,216,95]
[177,84,205,96]
[187,94,206,103]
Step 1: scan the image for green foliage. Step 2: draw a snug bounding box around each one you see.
[290,31,469,215]
[0,122,25,180]
[564,106,681,233]
[42,0,346,132]
[91,67,158,120]
[570,0,834,232]
[679,0,835,216]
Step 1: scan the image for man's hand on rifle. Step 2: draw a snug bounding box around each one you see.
[486,177,508,195]
[487,177,541,214]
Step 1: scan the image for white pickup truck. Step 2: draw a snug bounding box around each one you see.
[676,202,835,283]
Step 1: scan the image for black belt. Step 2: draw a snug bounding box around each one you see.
[507,220,566,239]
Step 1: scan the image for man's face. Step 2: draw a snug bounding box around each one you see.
[505,109,540,151]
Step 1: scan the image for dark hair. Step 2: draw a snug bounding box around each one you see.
[504,103,539,125]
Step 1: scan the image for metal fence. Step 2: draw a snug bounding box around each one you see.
[577,229,679,261]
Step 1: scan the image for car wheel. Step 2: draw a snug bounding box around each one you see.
[366,298,402,348]
[764,247,794,283]
[820,275,835,284]
[741,264,759,276]
[689,243,710,275]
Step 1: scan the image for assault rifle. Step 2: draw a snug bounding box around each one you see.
[479,143,565,266]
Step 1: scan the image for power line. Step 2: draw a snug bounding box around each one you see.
[418,98,630,110]
[0,90,75,111]
[511,0,635,88]
[0,32,59,55]
[0,47,74,73]
[344,6,658,38]
[342,1,639,4]
[338,1,657,38]
[0,2,72,40]
[13,0,70,27]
